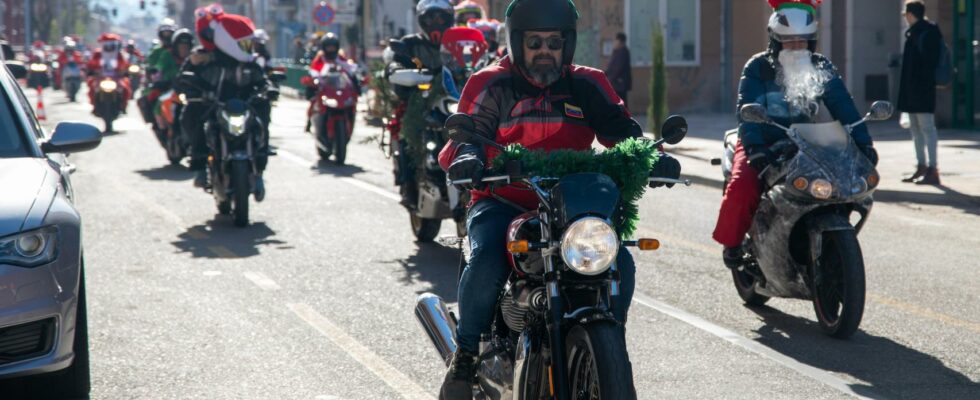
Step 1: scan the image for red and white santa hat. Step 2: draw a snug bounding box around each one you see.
[194,4,256,62]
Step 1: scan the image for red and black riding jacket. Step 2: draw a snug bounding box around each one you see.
[438,56,643,210]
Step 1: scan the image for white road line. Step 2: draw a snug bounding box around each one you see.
[243,271,281,291]
[278,149,401,202]
[632,292,885,400]
[288,303,434,400]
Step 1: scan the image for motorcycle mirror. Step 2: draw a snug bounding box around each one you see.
[739,103,770,124]
[660,115,688,145]
[867,101,894,121]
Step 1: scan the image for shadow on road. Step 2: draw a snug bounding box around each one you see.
[388,242,463,301]
[747,306,979,400]
[172,220,287,259]
[313,159,368,177]
[135,165,192,181]
[874,184,980,216]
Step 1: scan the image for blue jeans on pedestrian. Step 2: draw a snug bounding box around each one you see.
[455,199,637,353]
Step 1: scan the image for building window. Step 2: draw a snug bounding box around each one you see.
[626,0,701,67]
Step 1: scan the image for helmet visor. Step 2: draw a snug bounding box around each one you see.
[237,38,254,54]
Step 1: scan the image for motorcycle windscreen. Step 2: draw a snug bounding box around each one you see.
[549,173,620,229]
[790,122,876,200]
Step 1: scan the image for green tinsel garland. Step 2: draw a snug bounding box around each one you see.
[490,138,659,239]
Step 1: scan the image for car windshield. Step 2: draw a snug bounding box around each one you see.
[0,89,28,158]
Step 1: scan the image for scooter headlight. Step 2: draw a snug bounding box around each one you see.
[322,96,339,108]
[222,111,248,136]
[810,179,833,199]
[560,217,619,276]
[99,79,118,92]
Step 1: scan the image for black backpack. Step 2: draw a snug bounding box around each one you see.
[918,28,953,87]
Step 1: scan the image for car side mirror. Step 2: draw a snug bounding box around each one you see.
[739,103,770,124]
[6,61,26,80]
[660,115,688,145]
[41,122,102,154]
[867,101,894,121]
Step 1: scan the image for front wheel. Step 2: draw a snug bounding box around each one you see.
[231,160,250,227]
[565,322,637,400]
[811,230,866,339]
[410,213,441,243]
[333,118,347,165]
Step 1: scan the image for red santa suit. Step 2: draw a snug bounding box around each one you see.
[86,34,132,109]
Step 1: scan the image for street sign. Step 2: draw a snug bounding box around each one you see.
[313,3,335,26]
[334,13,357,25]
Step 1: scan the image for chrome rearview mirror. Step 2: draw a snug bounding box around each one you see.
[739,103,769,124]
[867,101,894,122]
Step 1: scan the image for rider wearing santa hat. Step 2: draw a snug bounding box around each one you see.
[85,33,132,113]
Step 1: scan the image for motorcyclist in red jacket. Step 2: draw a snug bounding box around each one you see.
[85,33,132,113]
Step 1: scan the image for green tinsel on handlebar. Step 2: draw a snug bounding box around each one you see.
[490,138,659,239]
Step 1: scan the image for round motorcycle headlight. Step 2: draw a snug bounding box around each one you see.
[851,178,869,195]
[15,234,46,258]
[810,179,833,199]
[324,98,339,108]
[447,102,459,114]
[99,80,118,92]
[128,65,140,73]
[560,217,619,276]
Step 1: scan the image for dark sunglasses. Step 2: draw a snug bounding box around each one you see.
[525,36,564,51]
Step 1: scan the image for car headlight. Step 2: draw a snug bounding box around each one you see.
[0,227,59,267]
[810,179,833,199]
[222,111,248,135]
[99,80,118,92]
[128,65,141,74]
[323,97,339,108]
[560,217,619,276]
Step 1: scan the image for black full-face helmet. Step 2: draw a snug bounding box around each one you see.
[319,32,341,60]
[505,0,579,69]
[416,0,454,44]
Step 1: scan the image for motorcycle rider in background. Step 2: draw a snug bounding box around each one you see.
[453,0,484,26]
[180,4,277,196]
[435,0,681,398]
[140,20,180,120]
[85,34,131,114]
[384,0,454,208]
[306,33,360,131]
[713,0,879,268]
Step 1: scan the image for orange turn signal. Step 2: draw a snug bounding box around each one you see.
[637,238,660,251]
[867,172,880,188]
[507,240,530,253]
[793,177,809,191]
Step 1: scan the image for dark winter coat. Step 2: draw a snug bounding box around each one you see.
[897,20,941,113]
[606,46,632,94]
[737,52,870,149]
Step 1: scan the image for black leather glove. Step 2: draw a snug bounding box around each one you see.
[860,145,879,166]
[448,144,486,190]
[746,146,777,172]
[649,153,682,188]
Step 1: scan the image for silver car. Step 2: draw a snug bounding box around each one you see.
[0,57,101,398]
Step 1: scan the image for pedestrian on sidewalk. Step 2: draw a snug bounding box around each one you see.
[605,32,632,109]
[898,1,942,185]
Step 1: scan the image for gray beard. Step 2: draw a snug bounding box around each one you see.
[777,49,832,117]
[525,58,561,87]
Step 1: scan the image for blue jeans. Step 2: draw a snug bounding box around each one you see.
[456,199,637,353]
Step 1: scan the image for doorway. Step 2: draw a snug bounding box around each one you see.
[952,0,979,128]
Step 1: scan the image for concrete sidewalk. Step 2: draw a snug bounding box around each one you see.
[648,113,980,216]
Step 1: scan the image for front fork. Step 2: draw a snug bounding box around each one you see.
[540,212,572,400]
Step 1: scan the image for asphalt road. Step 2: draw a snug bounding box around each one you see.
[13,87,978,399]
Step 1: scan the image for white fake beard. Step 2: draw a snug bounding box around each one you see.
[777,49,831,117]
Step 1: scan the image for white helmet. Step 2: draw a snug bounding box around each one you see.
[254,29,270,44]
[767,5,818,43]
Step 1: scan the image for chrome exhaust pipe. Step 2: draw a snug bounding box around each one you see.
[415,293,458,367]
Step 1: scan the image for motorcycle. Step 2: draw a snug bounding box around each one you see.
[27,61,52,90]
[179,70,274,227]
[715,101,893,338]
[62,61,82,102]
[128,63,143,92]
[385,27,488,242]
[155,90,188,166]
[416,114,690,400]
[93,69,125,134]
[303,62,358,165]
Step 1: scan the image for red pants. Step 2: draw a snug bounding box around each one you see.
[713,141,762,248]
